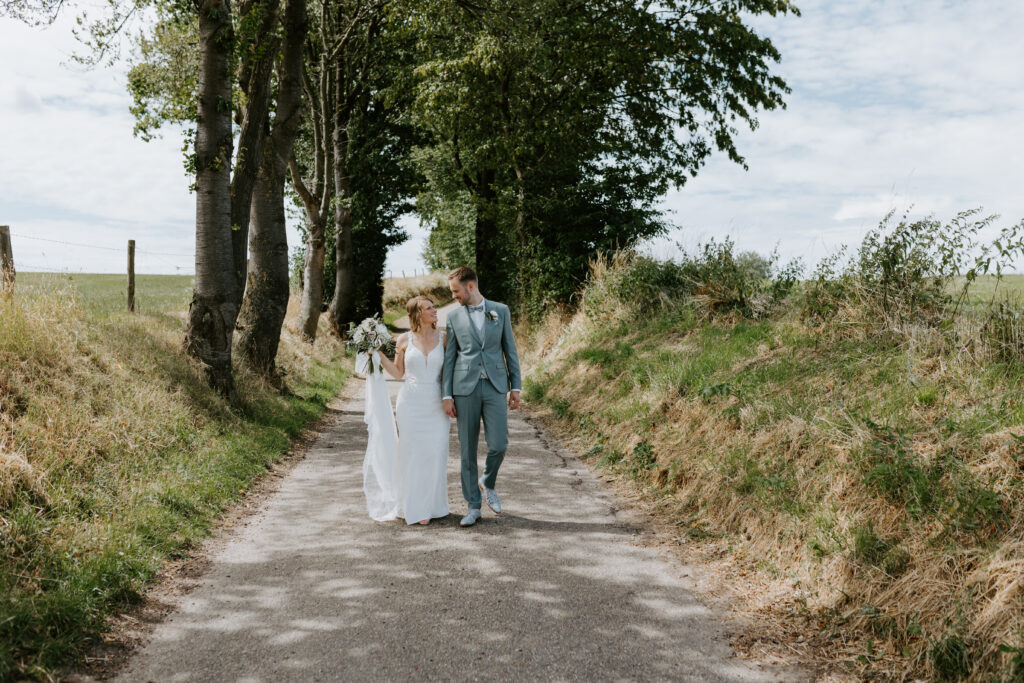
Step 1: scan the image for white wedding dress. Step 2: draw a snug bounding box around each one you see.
[394,336,450,523]
[361,335,450,524]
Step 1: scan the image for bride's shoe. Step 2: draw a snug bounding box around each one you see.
[417,519,430,525]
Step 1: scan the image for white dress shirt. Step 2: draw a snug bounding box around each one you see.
[468,298,486,334]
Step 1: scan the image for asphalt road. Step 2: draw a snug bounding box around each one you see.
[115,377,806,682]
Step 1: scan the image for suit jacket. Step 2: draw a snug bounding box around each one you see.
[442,300,522,397]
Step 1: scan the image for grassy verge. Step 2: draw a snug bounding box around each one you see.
[522,255,1024,680]
[1,273,350,680]
[382,271,453,327]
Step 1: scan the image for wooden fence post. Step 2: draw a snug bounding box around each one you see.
[0,226,14,288]
[127,239,135,312]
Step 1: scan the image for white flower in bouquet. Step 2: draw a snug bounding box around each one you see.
[347,314,394,374]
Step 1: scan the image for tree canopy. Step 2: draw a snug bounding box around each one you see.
[409,0,797,312]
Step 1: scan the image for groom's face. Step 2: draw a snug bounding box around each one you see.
[449,278,474,304]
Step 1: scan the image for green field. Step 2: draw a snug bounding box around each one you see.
[14,272,196,316]
[1,273,349,679]
[953,272,1024,304]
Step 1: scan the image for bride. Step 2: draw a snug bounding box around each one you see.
[372,296,451,525]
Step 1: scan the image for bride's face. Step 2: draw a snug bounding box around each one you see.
[419,300,438,327]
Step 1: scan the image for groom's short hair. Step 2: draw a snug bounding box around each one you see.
[447,266,478,284]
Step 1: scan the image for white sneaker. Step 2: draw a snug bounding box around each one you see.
[460,509,482,526]
[479,477,501,514]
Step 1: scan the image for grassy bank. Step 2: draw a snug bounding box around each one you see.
[522,223,1024,680]
[0,274,349,679]
[382,271,453,326]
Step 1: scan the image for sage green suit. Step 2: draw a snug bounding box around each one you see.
[442,300,522,510]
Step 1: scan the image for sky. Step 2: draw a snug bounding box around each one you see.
[1,0,1023,275]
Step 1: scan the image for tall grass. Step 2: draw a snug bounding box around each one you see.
[0,274,349,679]
[522,214,1024,680]
[382,271,452,311]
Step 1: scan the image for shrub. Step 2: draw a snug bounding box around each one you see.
[582,242,802,322]
[627,440,656,478]
[802,209,1024,330]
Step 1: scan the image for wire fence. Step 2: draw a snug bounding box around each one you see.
[0,226,427,282]
[5,229,195,275]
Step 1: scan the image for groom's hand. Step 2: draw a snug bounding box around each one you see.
[443,398,457,418]
[508,391,521,410]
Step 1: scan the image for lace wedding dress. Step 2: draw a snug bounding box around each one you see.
[361,336,450,524]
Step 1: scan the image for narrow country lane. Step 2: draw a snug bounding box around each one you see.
[114,375,808,682]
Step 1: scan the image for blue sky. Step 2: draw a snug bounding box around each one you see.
[1,0,1023,274]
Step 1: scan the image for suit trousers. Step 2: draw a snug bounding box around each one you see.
[454,379,508,510]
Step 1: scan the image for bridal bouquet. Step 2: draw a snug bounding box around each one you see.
[348,315,394,374]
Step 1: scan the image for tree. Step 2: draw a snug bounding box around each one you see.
[289,0,381,340]
[411,0,797,312]
[322,0,392,334]
[290,0,417,337]
[229,0,283,309]
[118,0,286,394]
[235,0,309,381]
[171,0,238,396]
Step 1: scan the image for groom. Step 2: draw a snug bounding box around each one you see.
[442,266,522,527]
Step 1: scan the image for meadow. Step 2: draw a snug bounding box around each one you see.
[522,223,1024,681]
[0,273,349,679]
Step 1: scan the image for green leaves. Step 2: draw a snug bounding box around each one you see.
[410,0,797,312]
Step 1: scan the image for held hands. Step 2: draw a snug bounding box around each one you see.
[443,398,456,418]
[442,393,518,417]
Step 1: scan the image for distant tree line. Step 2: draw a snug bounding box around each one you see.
[6,0,798,396]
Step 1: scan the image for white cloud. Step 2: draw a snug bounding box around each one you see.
[657,0,1024,269]
[0,14,197,273]
[12,84,43,113]
[3,0,1024,276]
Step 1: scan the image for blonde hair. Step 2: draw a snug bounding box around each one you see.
[406,295,435,333]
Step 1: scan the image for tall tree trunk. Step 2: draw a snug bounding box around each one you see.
[297,208,327,340]
[230,0,282,310]
[235,157,291,381]
[293,39,333,342]
[474,166,505,295]
[237,0,308,379]
[326,64,355,335]
[326,168,355,334]
[185,0,237,398]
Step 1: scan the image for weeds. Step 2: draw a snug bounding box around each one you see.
[984,296,1024,365]
[930,634,972,681]
[582,241,802,323]
[627,441,656,478]
[860,420,941,517]
[851,522,910,576]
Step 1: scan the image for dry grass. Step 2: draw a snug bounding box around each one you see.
[521,263,1024,681]
[382,271,452,311]
[0,274,349,678]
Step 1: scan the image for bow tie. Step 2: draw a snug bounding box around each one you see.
[466,304,484,313]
